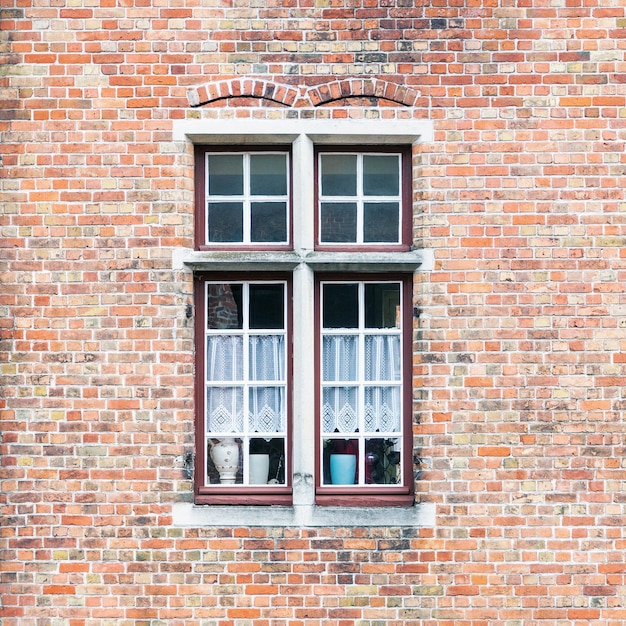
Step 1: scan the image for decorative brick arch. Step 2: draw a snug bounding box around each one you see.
[188,79,299,107]
[307,78,420,107]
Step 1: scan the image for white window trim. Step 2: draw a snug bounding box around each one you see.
[174,118,435,527]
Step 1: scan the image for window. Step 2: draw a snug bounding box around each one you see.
[188,122,428,513]
[315,147,411,249]
[195,146,291,248]
[316,276,413,505]
[195,275,292,505]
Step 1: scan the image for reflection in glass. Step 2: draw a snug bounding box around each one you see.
[250,154,287,196]
[363,202,399,243]
[365,283,400,328]
[363,155,399,196]
[208,202,243,242]
[250,202,287,242]
[208,154,243,195]
[321,154,357,196]
[320,202,357,243]
[207,283,242,329]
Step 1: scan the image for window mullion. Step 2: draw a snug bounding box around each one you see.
[356,154,364,245]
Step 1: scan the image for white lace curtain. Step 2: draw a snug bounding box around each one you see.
[322,334,401,434]
[206,334,285,434]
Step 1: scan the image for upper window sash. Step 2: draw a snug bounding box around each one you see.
[314,146,412,251]
[195,146,292,250]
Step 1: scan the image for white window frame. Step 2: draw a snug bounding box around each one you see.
[173,118,435,528]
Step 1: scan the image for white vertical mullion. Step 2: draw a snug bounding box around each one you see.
[242,282,250,484]
[357,282,366,485]
[243,153,251,244]
[356,154,364,245]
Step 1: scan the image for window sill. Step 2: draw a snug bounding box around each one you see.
[175,249,424,273]
[172,501,435,528]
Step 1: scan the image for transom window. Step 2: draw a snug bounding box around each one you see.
[316,147,411,249]
[195,147,290,248]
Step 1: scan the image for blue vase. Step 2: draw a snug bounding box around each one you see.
[330,454,357,485]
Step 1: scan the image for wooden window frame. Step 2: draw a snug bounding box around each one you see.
[314,146,412,252]
[194,145,293,251]
[194,272,293,506]
[314,273,414,507]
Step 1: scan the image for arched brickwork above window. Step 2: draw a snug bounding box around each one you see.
[308,78,420,108]
[187,77,420,109]
[188,79,300,108]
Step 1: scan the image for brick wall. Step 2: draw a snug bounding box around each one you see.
[1,0,626,624]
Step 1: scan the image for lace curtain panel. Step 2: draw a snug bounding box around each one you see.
[322,334,401,434]
[206,334,285,434]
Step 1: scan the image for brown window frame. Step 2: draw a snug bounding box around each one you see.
[194,272,293,506]
[194,145,293,251]
[314,146,412,252]
[314,273,414,507]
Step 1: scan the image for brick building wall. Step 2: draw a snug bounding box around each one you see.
[1,0,626,624]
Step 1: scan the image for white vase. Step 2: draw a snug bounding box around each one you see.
[210,438,239,484]
[249,454,270,485]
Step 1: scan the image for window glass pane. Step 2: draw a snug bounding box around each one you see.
[363,202,399,243]
[250,154,287,196]
[322,335,358,381]
[363,155,399,196]
[249,335,285,381]
[250,202,287,242]
[208,154,243,195]
[365,438,401,485]
[249,438,285,485]
[365,283,400,328]
[320,202,357,243]
[322,387,358,433]
[365,335,401,381]
[207,283,243,329]
[323,283,358,328]
[249,284,284,329]
[364,386,401,432]
[248,387,285,433]
[323,438,359,485]
[208,202,243,242]
[207,336,243,381]
[206,387,243,433]
[321,154,357,196]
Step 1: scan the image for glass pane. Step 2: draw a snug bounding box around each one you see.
[249,335,285,381]
[250,202,287,242]
[248,387,285,433]
[365,335,401,381]
[206,336,243,381]
[249,437,285,485]
[206,387,243,433]
[250,154,287,196]
[208,154,243,196]
[365,438,401,485]
[208,202,243,242]
[322,283,358,329]
[321,154,357,196]
[363,202,399,243]
[363,155,399,196]
[320,202,357,243]
[365,283,400,328]
[364,386,401,433]
[323,438,359,486]
[249,284,284,329]
[207,283,242,329]
[207,437,242,485]
[321,386,358,433]
[322,335,358,381]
